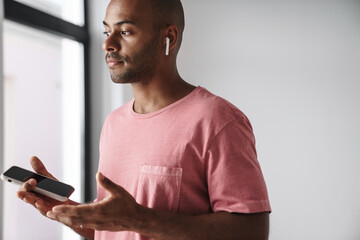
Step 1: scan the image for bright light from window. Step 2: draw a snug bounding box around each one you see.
[2,20,83,240]
[14,0,84,26]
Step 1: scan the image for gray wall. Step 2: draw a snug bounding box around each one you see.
[0,0,4,239]
[89,0,360,239]
[88,0,126,199]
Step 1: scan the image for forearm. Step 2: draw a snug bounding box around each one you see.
[46,174,269,239]
[133,207,269,240]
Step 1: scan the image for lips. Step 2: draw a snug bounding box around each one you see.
[106,58,124,67]
[105,52,126,67]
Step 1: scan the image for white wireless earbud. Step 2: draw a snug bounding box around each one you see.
[165,37,170,56]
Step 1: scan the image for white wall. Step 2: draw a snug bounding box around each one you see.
[178,0,360,239]
[89,0,360,239]
[88,0,127,197]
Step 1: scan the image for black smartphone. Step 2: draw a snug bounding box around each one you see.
[1,166,74,202]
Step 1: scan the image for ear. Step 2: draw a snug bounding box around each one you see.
[164,25,179,55]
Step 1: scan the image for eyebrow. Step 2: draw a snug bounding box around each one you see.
[103,20,136,27]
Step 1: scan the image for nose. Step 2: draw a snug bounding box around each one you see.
[102,34,120,52]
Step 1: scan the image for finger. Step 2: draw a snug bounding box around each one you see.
[17,191,32,199]
[18,192,37,205]
[18,191,53,218]
[34,199,51,215]
[51,204,79,216]
[49,213,112,230]
[18,178,37,192]
[51,201,101,217]
[47,212,84,227]
[47,206,97,228]
[97,172,124,196]
[30,156,56,179]
[18,192,48,213]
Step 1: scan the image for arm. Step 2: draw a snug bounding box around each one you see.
[48,172,269,240]
[17,157,95,240]
[135,207,269,240]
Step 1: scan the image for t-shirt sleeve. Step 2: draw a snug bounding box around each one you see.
[205,117,271,214]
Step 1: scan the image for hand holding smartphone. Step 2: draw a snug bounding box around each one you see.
[1,166,74,202]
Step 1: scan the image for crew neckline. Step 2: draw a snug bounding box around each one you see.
[130,86,202,119]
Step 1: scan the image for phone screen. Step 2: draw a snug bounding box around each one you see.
[3,166,74,197]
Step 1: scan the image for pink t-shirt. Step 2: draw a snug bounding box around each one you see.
[95,87,271,240]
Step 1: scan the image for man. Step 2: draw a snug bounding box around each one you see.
[18,0,271,239]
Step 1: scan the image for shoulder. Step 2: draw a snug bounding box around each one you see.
[189,87,247,124]
[175,87,253,143]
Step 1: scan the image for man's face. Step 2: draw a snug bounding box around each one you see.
[103,0,161,84]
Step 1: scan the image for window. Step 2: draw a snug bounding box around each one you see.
[1,1,90,239]
[13,0,84,26]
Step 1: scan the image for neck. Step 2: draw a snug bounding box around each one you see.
[131,70,195,114]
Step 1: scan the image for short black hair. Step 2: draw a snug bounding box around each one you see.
[150,0,185,45]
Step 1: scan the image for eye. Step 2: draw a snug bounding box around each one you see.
[121,31,130,36]
[103,31,111,37]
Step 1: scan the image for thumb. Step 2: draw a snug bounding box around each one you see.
[97,172,122,195]
[30,156,56,180]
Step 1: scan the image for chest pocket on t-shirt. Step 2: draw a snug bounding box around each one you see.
[136,164,183,212]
